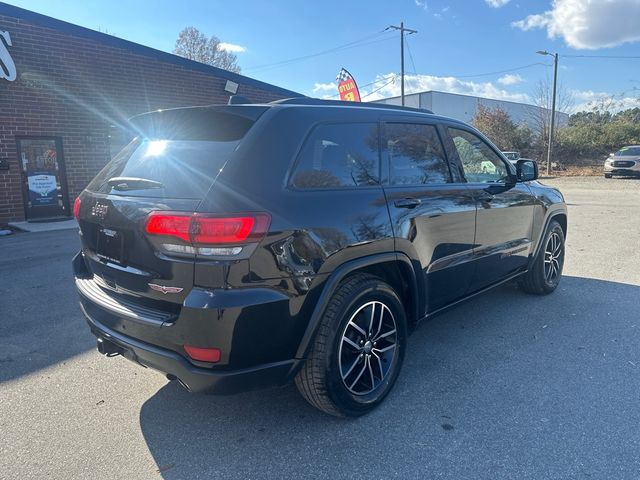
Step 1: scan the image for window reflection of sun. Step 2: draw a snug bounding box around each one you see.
[144,140,168,157]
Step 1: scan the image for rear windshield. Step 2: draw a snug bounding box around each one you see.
[86,107,264,199]
[616,147,640,156]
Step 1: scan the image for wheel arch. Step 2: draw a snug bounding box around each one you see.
[530,209,567,267]
[294,252,421,360]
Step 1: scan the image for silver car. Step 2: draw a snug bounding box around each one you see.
[604,146,640,178]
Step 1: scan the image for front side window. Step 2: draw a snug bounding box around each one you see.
[384,123,450,185]
[448,128,509,183]
[290,123,379,189]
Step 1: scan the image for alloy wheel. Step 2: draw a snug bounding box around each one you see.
[544,231,563,283]
[338,300,398,396]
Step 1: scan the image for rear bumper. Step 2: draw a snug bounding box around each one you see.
[82,304,300,394]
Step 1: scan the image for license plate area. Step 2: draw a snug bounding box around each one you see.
[96,228,125,265]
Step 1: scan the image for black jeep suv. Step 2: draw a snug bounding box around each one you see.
[73,98,567,417]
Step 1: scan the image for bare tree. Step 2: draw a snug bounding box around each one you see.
[528,77,573,158]
[173,26,241,73]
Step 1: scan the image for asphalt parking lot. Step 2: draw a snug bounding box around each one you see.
[2,176,640,479]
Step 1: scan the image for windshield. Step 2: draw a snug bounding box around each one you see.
[616,147,640,156]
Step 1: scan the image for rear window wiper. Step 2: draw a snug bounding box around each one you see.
[107,177,164,191]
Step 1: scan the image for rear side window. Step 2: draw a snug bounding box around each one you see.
[290,123,380,189]
[384,123,450,185]
[87,108,263,199]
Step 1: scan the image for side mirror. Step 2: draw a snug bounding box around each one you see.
[517,159,538,182]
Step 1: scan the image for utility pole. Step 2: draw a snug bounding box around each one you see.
[537,50,559,175]
[387,22,417,106]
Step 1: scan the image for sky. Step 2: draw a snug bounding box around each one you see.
[4,0,640,113]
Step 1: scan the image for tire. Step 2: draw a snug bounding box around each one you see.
[604,173,612,179]
[295,273,407,417]
[519,220,565,295]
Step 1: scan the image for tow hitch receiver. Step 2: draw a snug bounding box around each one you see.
[97,337,123,357]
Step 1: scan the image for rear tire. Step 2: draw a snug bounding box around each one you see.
[519,220,565,295]
[295,274,407,417]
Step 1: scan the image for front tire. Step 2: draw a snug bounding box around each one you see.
[295,274,407,417]
[519,220,565,295]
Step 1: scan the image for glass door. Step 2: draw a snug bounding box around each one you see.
[17,137,71,220]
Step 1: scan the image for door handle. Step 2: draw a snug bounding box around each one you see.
[394,198,421,209]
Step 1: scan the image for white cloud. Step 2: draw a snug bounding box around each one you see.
[485,0,511,7]
[218,42,246,53]
[498,73,524,85]
[360,73,531,103]
[512,0,640,49]
[511,13,550,31]
[415,0,428,10]
[572,89,640,112]
[312,82,337,93]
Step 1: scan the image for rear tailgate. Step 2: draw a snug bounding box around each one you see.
[75,106,268,337]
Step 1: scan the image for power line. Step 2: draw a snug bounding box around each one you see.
[405,35,418,75]
[244,30,395,73]
[361,76,398,99]
[322,76,397,99]
[446,62,551,79]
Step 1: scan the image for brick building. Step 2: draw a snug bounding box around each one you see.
[0,3,298,224]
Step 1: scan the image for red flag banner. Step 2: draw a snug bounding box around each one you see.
[336,68,361,102]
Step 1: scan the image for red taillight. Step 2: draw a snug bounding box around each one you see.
[184,345,221,363]
[193,216,254,244]
[144,212,270,245]
[145,214,191,243]
[73,197,81,220]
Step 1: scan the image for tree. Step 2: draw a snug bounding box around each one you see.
[528,78,573,160]
[472,105,533,153]
[173,26,241,73]
[554,106,640,163]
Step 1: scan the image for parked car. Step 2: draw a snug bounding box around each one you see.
[73,98,567,417]
[503,151,538,167]
[502,151,520,163]
[604,146,640,178]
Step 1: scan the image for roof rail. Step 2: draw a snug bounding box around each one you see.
[270,97,433,114]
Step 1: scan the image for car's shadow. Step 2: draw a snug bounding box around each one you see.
[139,275,640,479]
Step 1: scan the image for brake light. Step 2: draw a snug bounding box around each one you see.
[145,214,191,243]
[184,345,221,363]
[194,216,255,244]
[144,212,270,248]
[73,197,81,220]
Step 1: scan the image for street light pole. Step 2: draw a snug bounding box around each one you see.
[537,50,559,176]
[388,22,417,106]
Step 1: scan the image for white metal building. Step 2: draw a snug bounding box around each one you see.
[373,90,569,128]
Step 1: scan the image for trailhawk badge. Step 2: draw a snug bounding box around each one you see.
[148,283,184,294]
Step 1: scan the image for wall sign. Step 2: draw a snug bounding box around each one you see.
[0,30,17,82]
